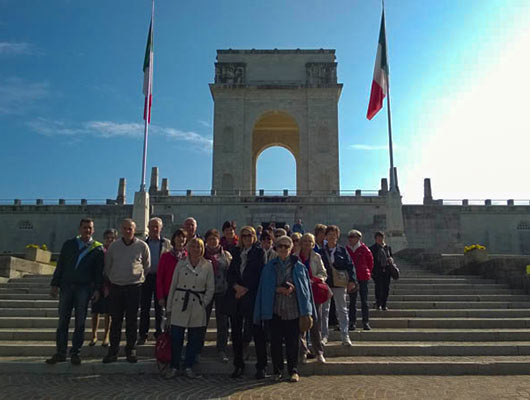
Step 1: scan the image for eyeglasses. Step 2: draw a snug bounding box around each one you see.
[276,244,290,249]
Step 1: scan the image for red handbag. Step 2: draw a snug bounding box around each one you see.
[306,260,332,305]
[311,278,332,304]
[155,330,172,370]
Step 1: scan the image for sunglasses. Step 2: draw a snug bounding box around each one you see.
[276,244,290,249]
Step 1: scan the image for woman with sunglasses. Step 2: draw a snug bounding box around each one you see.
[254,235,315,383]
[224,226,268,379]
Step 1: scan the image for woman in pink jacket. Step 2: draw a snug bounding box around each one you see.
[345,230,374,331]
[156,229,187,308]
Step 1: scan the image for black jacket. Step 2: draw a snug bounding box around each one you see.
[369,243,392,278]
[50,237,104,289]
[320,244,357,288]
[222,243,266,317]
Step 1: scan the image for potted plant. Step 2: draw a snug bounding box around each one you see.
[24,244,52,264]
[464,244,488,263]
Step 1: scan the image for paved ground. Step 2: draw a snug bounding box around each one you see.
[1,374,530,399]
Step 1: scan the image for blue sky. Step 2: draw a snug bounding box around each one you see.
[1,0,529,204]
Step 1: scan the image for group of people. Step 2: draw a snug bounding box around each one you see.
[46,216,395,383]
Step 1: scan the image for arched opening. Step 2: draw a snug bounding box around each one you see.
[256,146,297,195]
[252,111,300,194]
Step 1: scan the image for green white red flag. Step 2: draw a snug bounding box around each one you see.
[143,21,153,123]
[367,10,388,120]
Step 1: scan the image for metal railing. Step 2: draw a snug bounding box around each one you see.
[165,189,382,197]
[439,199,530,206]
[0,198,118,206]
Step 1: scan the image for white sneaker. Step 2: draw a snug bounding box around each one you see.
[316,354,326,364]
[342,336,352,346]
[322,337,328,345]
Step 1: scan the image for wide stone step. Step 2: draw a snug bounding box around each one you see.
[0,287,521,296]
[387,289,520,295]
[4,292,525,302]
[2,328,530,342]
[396,278,498,284]
[3,341,530,358]
[4,307,530,319]
[3,355,530,375]
[3,316,530,329]
[0,317,219,329]
[384,301,530,309]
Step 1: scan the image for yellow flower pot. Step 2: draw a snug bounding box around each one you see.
[24,247,52,264]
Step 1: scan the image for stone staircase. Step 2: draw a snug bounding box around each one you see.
[1,257,530,375]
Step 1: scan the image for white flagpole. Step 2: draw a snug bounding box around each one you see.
[140,0,155,192]
[382,0,397,192]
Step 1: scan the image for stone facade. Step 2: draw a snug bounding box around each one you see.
[210,49,342,195]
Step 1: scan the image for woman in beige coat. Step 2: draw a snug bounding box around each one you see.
[295,233,328,364]
[166,238,214,379]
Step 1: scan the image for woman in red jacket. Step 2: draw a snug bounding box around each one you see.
[345,230,374,331]
[156,229,187,308]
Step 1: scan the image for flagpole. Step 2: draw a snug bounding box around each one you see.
[140,0,155,192]
[382,0,397,193]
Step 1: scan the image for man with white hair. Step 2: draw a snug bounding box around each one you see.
[103,219,150,363]
[138,217,172,345]
[183,217,202,240]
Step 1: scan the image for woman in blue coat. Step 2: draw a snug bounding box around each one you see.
[254,235,315,383]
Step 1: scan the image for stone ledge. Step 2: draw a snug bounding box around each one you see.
[0,257,55,279]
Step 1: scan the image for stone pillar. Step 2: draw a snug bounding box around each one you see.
[117,178,126,205]
[385,191,408,252]
[161,178,169,196]
[379,178,388,196]
[149,167,159,195]
[423,178,433,204]
[132,191,150,237]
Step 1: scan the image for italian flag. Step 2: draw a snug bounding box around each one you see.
[143,21,154,123]
[367,11,388,120]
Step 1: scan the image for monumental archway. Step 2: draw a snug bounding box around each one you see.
[210,49,342,195]
[252,111,299,193]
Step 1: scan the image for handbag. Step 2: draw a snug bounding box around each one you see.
[305,257,332,304]
[155,329,172,371]
[389,262,400,280]
[299,315,313,332]
[331,266,349,288]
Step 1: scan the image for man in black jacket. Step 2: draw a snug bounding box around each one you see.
[369,231,393,311]
[46,218,104,365]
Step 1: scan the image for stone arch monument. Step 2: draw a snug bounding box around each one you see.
[210,49,343,195]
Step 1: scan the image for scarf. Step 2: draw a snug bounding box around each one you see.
[204,245,223,274]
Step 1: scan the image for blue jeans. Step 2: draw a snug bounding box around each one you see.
[56,283,92,356]
[170,325,205,369]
